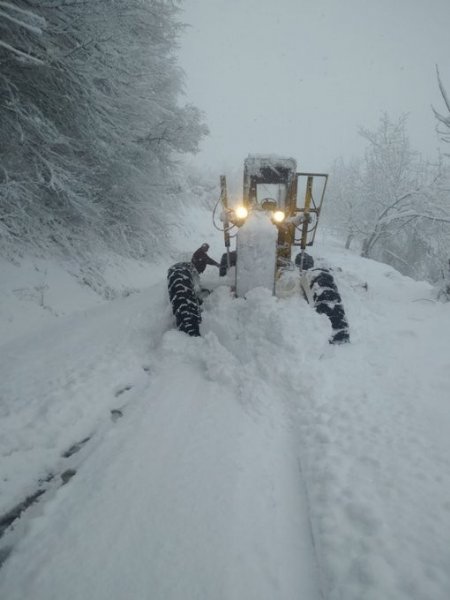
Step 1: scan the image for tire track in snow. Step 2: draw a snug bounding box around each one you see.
[0,366,153,570]
[0,283,173,570]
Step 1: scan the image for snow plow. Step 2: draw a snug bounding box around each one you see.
[168,155,349,344]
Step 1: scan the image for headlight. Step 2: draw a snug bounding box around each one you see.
[234,206,248,220]
[273,210,285,223]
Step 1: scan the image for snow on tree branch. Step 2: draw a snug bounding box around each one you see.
[0,40,44,64]
[323,113,450,282]
[0,9,43,35]
[0,1,46,28]
[433,67,450,144]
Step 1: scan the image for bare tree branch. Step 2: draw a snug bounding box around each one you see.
[0,40,44,64]
[0,8,43,34]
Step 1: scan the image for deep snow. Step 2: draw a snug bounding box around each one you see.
[1,207,450,599]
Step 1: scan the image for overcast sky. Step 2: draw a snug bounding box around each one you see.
[178,0,450,175]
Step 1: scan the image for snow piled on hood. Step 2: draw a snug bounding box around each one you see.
[235,211,278,297]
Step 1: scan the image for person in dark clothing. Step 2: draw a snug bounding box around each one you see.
[191,243,220,274]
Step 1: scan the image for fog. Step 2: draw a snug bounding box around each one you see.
[179,0,450,173]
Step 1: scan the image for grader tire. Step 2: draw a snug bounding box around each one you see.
[309,269,350,344]
[167,262,201,337]
[294,252,315,271]
[219,251,237,277]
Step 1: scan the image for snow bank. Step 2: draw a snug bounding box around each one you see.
[0,255,166,346]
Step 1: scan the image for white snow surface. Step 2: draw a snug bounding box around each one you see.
[1,209,450,600]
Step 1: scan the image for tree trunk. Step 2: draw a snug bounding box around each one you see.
[361,237,370,257]
[361,227,381,258]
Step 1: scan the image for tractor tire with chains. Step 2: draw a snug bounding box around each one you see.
[309,268,350,344]
[219,251,237,277]
[167,262,201,337]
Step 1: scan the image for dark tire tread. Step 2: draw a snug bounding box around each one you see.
[307,268,350,344]
[167,262,201,337]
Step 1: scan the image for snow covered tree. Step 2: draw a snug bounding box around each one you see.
[433,67,450,151]
[323,115,428,262]
[437,259,450,301]
[322,157,364,250]
[357,114,426,259]
[0,0,208,263]
[430,68,450,292]
[322,113,450,282]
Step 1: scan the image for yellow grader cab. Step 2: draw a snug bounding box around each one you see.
[168,154,349,344]
[219,155,329,291]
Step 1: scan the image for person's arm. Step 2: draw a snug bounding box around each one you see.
[205,254,220,267]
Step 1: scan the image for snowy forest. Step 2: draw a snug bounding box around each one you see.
[0,0,208,267]
[322,100,450,286]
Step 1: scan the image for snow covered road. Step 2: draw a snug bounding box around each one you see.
[0,282,322,599]
[1,241,450,599]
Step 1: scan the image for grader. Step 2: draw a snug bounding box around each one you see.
[168,155,349,343]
